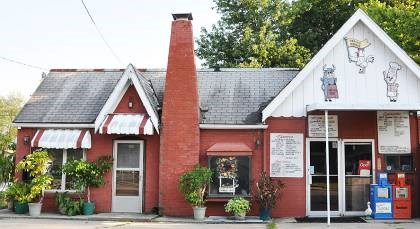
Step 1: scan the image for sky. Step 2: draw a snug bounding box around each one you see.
[0,0,219,98]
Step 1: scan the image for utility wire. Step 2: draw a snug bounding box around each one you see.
[0,56,48,71]
[80,0,123,65]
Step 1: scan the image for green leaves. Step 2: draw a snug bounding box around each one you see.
[196,0,311,68]
[61,156,112,202]
[56,192,84,216]
[178,164,213,207]
[254,171,285,210]
[224,196,250,215]
[0,93,23,154]
[16,149,51,177]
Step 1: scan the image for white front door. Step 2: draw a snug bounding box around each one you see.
[112,140,143,213]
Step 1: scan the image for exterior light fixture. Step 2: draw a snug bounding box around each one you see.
[23,136,30,145]
[128,101,133,109]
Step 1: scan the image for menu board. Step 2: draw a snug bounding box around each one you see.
[270,133,303,177]
[308,115,338,137]
[377,111,410,154]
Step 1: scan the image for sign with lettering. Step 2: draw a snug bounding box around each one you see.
[308,115,338,137]
[377,111,410,154]
[270,133,303,177]
[375,202,392,213]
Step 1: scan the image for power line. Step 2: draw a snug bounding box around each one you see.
[0,56,48,71]
[80,0,124,65]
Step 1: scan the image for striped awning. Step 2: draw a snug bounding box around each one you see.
[99,114,153,135]
[31,129,91,149]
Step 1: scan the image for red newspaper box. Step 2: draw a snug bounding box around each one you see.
[393,173,411,219]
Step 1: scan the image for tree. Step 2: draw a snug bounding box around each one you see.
[289,0,419,63]
[0,93,24,154]
[196,0,311,68]
[359,0,420,63]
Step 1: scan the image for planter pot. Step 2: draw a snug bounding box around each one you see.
[83,202,95,215]
[192,206,206,220]
[28,203,42,216]
[14,202,29,214]
[7,200,14,211]
[234,212,246,220]
[259,208,270,221]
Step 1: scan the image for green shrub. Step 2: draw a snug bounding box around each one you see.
[56,192,83,216]
[178,164,213,207]
[225,197,250,216]
[62,156,112,203]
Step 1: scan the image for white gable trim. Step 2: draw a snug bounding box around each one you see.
[262,9,420,121]
[94,64,160,134]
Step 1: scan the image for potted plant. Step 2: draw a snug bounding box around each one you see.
[254,171,285,220]
[56,191,84,216]
[15,149,53,216]
[178,164,213,220]
[6,181,30,214]
[225,196,250,220]
[62,156,112,215]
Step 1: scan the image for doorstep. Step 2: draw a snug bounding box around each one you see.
[0,209,158,222]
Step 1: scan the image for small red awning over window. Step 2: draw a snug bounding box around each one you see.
[206,142,253,156]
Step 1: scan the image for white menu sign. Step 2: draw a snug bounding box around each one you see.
[270,133,303,177]
[377,111,410,154]
[308,115,338,137]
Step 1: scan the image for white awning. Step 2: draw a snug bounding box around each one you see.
[307,103,420,112]
[31,129,91,149]
[99,114,154,135]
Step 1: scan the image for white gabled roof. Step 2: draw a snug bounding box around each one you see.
[262,9,420,121]
[94,64,160,134]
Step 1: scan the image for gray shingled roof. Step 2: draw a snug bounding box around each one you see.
[14,68,298,125]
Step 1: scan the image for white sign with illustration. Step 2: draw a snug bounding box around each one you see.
[377,111,410,154]
[270,133,303,178]
[308,115,338,137]
[321,65,339,101]
[345,37,375,73]
[383,62,401,102]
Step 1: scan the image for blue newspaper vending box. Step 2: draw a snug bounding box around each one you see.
[370,173,393,219]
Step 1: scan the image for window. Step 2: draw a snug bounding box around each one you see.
[385,155,413,172]
[208,156,250,197]
[46,149,85,191]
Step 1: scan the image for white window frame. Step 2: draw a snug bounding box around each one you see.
[44,148,86,193]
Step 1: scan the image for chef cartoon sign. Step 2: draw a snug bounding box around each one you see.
[383,62,401,102]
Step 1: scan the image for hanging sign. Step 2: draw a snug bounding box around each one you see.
[377,111,410,154]
[308,115,338,137]
[344,37,374,73]
[270,133,303,178]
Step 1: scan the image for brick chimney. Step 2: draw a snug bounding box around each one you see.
[159,13,200,216]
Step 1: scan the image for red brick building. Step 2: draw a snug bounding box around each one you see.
[14,10,420,218]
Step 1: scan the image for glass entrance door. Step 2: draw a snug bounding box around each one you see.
[112,140,144,213]
[343,141,373,215]
[308,141,340,215]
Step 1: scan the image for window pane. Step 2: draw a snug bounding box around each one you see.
[209,156,250,196]
[65,149,84,190]
[116,171,139,196]
[67,149,84,161]
[117,143,140,168]
[47,149,63,190]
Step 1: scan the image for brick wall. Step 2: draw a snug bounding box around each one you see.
[159,15,200,216]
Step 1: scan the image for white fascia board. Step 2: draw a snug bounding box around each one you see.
[129,65,160,134]
[94,68,129,132]
[262,9,420,122]
[307,103,420,113]
[14,123,94,128]
[199,124,268,129]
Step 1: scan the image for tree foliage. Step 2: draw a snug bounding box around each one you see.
[359,0,420,63]
[197,0,419,68]
[0,93,23,154]
[196,0,311,68]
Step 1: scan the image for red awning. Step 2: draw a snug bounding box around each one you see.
[99,113,153,135]
[206,142,253,156]
[31,129,91,149]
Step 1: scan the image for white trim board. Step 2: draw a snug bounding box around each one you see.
[94,64,160,134]
[199,124,268,129]
[262,9,420,121]
[14,123,94,128]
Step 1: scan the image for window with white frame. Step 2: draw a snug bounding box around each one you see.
[46,149,85,191]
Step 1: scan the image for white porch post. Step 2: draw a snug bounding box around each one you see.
[325,110,331,226]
